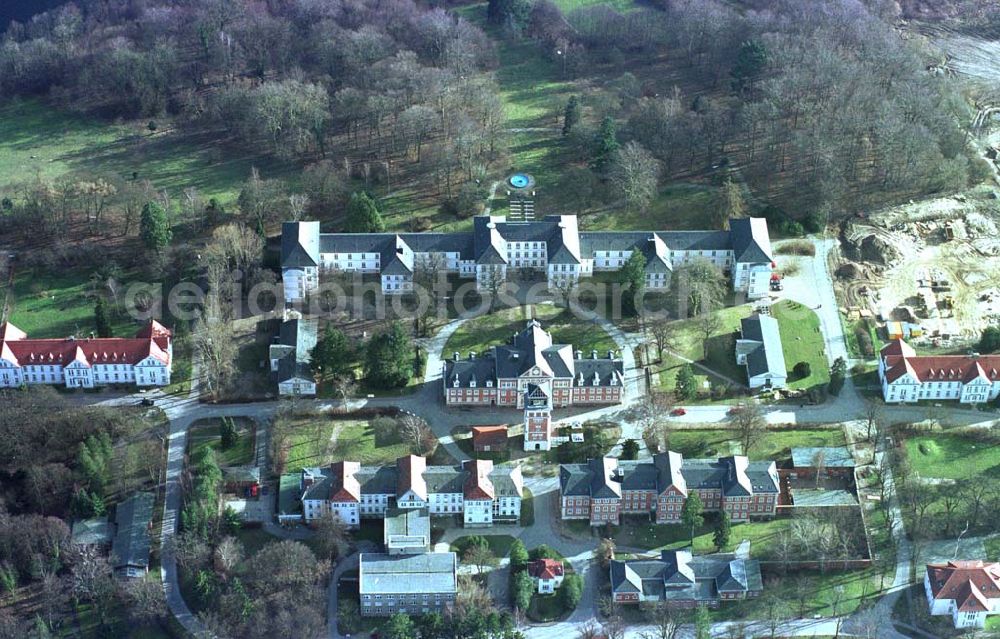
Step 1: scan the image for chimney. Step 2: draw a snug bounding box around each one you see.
[453,352,460,361]
[468,352,475,360]
[591,349,597,359]
[608,350,615,359]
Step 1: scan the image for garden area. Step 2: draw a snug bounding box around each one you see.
[188,417,255,468]
[273,411,453,475]
[443,304,617,360]
[665,426,848,462]
[771,300,830,391]
[508,542,582,623]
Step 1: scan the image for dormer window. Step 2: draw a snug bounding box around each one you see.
[452,376,460,388]
[486,380,493,388]
[470,379,476,388]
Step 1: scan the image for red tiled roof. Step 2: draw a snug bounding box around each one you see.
[0,320,171,367]
[472,425,508,448]
[926,561,1000,612]
[528,558,564,580]
[329,461,361,503]
[463,459,495,500]
[397,455,427,501]
[881,340,1000,385]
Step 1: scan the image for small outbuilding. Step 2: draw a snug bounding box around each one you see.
[472,425,509,452]
[71,517,114,548]
[791,446,856,479]
[111,492,155,580]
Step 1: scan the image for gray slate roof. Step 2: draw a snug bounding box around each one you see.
[729,218,773,263]
[739,314,787,380]
[281,221,320,267]
[301,460,523,501]
[560,453,778,498]
[71,517,113,546]
[273,318,317,384]
[112,492,154,571]
[384,507,430,550]
[360,552,457,595]
[610,550,763,603]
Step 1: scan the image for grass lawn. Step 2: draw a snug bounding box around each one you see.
[0,97,299,206]
[282,417,413,473]
[725,566,885,621]
[613,514,795,556]
[771,300,830,391]
[666,427,847,462]
[188,417,255,467]
[903,433,1000,481]
[5,268,140,338]
[521,487,535,527]
[586,182,725,232]
[452,534,518,560]
[443,304,617,359]
[651,305,753,392]
[552,0,636,10]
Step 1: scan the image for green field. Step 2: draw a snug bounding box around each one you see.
[904,433,999,481]
[443,304,618,359]
[771,300,830,390]
[283,417,413,473]
[0,98,298,205]
[5,268,141,338]
[188,417,255,467]
[652,304,752,392]
[665,427,848,461]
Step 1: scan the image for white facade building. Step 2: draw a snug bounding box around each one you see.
[878,339,1000,404]
[0,320,172,389]
[300,456,523,528]
[281,215,773,300]
[924,561,1000,629]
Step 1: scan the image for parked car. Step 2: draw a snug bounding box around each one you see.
[670,408,687,416]
[139,398,155,407]
[727,405,743,416]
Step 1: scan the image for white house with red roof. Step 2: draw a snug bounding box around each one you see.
[528,558,565,594]
[924,560,1000,628]
[878,339,1000,404]
[0,320,172,389]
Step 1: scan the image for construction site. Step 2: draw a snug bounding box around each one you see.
[835,186,1000,351]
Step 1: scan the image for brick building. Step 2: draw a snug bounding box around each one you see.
[610,549,763,606]
[559,452,779,526]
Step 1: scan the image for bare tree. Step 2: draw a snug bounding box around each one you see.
[696,313,723,360]
[611,141,661,213]
[862,403,882,444]
[577,620,603,639]
[213,536,244,578]
[124,577,166,625]
[596,537,616,569]
[641,602,681,639]
[647,321,678,363]
[464,543,498,575]
[731,402,765,456]
[813,449,826,489]
[313,515,349,561]
[399,414,434,455]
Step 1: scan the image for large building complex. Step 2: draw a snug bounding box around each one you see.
[298,456,523,528]
[878,339,1000,404]
[280,215,774,302]
[559,452,779,526]
[0,320,172,388]
[610,549,763,606]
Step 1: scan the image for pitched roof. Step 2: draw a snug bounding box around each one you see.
[729,217,773,263]
[740,314,787,380]
[610,550,763,603]
[791,447,855,469]
[281,221,320,267]
[329,461,361,502]
[529,558,564,580]
[463,459,496,500]
[397,455,428,501]
[881,341,1000,385]
[0,322,27,341]
[111,492,155,571]
[472,425,509,448]
[926,561,1000,612]
[0,321,172,368]
[272,318,317,384]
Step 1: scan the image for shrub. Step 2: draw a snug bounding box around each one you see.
[776,241,816,256]
[562,573,583,609]
[855,326,874,358]
[529,545,559,560]
[793,361,811,379]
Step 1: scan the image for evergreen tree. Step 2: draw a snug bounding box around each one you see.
[731,39,768,95]
[713,511,732,550]
[562,573,583,609]
[310,325,352,378]
[94,297,112,338]
[618,250,646,316]
[979,326,1000,353]
[139,201,172,251]
[675,363,696,401]
[680,493,704,544]
[220,417,239,450]
[509,539,529,568]
[363,321,412,389]
[589,116,619,174]
[344,192,385,233]
[720,177,747,228]
[562,95,580,136]
[511,570,533,612]
[621,438,640,460]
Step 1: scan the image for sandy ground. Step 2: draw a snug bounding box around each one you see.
[837,188,1000,343]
